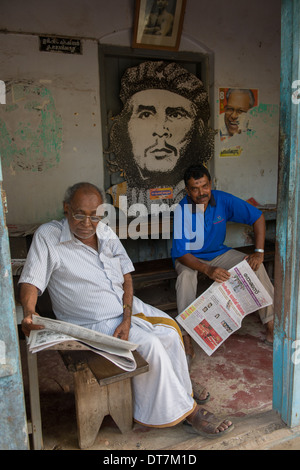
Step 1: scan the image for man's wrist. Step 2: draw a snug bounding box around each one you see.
[123,304,132,315]
[202,264,212,277]
[23,309,36,318]
[254,248,264,253]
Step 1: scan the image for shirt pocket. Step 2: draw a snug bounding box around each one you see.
[100,252,124,286]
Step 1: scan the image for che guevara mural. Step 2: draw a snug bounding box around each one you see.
[106,61,215,211]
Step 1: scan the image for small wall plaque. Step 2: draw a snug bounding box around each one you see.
[39,36,82,54]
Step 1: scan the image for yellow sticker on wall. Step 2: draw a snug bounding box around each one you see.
[149,187,174,200]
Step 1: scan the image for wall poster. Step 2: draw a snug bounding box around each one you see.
[132,0,187,51]
[218,87,259,157]
[106,60,215,212]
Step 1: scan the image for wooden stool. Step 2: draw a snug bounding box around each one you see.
[59,349,149,449]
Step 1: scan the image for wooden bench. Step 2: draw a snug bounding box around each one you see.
[58,347,149,449]
[24,339,148,450]
[133,257,177,285]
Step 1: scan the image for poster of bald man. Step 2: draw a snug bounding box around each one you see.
[106,61,215,211]
[218,87,258,157]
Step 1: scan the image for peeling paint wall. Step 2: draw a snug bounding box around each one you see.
[0,34,103,224]
[1,82,62,172]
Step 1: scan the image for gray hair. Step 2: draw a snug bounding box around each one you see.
[63,182,104,204]
[226,88,255,108]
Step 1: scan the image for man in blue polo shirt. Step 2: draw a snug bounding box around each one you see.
[172,164,274,366]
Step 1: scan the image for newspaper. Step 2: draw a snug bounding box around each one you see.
[28,316,139,371]
[176,260,273,356]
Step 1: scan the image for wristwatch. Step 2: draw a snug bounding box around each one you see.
[123,304,132,315]
[254,248,264,253]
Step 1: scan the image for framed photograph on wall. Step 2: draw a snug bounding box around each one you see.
[132,0,187,51]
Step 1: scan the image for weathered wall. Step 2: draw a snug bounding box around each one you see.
[0,34,102,224]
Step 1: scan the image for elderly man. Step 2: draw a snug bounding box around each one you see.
[172,165,274,365]
[20,182,234,438]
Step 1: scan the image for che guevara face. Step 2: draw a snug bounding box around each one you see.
[127,89,197,174]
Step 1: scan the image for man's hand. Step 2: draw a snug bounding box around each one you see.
[206,265,231,283]
[21,312,44,337]
[19,283,45,337]
[113,318,131,341]
[178,253,231,283]
[246,252,264,271]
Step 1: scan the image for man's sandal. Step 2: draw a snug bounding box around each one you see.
[184,408,234,439]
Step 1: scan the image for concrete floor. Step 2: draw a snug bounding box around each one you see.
[19,302,300,451]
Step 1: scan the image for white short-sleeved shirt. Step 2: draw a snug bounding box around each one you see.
[19,219,134,332]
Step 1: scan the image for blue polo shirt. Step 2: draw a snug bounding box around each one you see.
[171,190,262,262]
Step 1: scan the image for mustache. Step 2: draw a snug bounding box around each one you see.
[148,140,178,156]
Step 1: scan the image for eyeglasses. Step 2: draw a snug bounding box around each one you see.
[71,211,102,223]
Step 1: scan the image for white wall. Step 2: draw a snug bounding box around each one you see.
[0,0,280,225]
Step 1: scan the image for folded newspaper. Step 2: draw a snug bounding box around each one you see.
[28,316,139,371]
[176,259,273,356]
